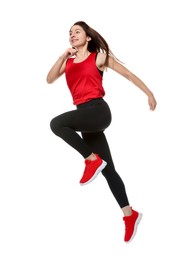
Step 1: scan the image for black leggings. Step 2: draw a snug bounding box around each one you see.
[50,98,129,208]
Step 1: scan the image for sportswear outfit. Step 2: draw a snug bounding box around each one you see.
[50,52,142,242]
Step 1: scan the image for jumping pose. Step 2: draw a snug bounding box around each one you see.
[46,21,157,243]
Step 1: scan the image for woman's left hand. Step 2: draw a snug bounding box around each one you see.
[148,94,157,111]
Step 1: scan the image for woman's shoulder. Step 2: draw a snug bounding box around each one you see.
[95,52,107,69]
[96,52,106,59]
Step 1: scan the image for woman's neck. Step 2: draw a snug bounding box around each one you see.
[74,49,91,62]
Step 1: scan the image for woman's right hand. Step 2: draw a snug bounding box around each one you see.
[63,47,78,59]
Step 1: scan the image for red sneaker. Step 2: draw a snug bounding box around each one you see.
[123,209,142,243]
[80,154,107,185]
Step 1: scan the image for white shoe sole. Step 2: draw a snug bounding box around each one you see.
[80,160,107,186]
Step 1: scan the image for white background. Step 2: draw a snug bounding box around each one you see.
[0,0,190,259]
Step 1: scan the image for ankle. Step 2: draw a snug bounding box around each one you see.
[85,153,97,161]
[122,206,132,217]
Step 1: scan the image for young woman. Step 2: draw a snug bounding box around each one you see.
[46,21,157,243]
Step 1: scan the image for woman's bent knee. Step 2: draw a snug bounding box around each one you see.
[50,117,60,134]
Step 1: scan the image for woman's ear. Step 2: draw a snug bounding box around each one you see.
[87,36,92,42]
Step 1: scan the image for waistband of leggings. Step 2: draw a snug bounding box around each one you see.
[76,98,105,109]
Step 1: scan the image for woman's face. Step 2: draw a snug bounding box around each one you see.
[69,25,90,48]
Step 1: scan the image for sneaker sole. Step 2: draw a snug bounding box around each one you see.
[80,160,107,186]
[125,213,143,244]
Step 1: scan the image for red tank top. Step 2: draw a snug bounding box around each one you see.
[65,52,105,105]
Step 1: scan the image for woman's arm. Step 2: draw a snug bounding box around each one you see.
[46,48,77,84]
[96,53,157,110]
[108,57,157,110]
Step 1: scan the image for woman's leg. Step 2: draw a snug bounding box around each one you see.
[50,109,92,158]
[50,99,112,184]
[50,100,142,242]
[50,99,111,158]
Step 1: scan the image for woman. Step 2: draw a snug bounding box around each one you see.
[46,21,157,243]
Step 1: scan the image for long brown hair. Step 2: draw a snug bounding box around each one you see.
[72,21,119,67]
